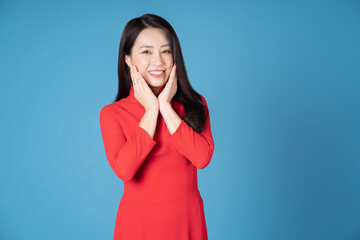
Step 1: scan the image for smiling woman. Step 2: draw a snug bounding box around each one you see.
[99,13,215,240]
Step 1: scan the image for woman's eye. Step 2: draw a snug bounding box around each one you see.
[142,50,171,54]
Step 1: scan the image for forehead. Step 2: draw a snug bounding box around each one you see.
[134,28,169,47]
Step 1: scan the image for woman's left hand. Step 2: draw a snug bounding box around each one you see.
[158,65,177,104]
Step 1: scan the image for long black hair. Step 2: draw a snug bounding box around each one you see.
[115,13,208,133]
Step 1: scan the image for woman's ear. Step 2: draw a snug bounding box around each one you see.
[125,55,132,67]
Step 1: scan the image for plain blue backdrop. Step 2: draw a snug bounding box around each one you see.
[1,0,359,239]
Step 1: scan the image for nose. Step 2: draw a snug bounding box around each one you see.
[151,51,164,66]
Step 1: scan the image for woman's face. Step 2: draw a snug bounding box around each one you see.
[125,27,174,93]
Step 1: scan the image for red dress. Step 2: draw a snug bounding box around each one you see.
[99,85,215,240]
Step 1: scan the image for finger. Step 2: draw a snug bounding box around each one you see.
[173,65,177,81]
[131,65,139,87]
[169,65,177,83]
[171,65,178,92]
[133,67,147,87]
[137,72,153,94]
[129,66,135,84]
[137,72,144,85]
[174,65,177,79]
[133,66,144,88]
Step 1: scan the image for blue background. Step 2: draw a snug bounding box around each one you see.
[1,0,359,239]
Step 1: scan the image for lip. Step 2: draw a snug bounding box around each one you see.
[148,70,165,78]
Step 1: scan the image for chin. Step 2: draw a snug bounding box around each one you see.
[148,82,166,89]
[145,78,167,88]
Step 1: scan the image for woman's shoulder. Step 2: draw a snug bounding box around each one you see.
[99,103,117,120]
[99,98,145,123]
[100,101,115,112]
[99,100,122,116]
[101,95,139,112]
[197,92,209,107]
[199,94,206,103]
[100,103,126,116]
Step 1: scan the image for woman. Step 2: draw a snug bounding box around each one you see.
[99,13,215,240]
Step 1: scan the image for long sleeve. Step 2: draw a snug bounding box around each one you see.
[99,106,157,181]
[166,95,215,169]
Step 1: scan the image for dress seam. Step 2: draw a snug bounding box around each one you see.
[186,161,190,240]
[142,198,145,240]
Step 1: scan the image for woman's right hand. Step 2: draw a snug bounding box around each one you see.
[130,65,159,111]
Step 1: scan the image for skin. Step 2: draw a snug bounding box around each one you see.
[125,27,182,138]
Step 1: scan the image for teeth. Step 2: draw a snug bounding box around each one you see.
[149,71,164,75]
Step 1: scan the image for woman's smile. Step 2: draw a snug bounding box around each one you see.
[148,70,165,78]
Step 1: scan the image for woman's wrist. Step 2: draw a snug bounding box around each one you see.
[159,101,171,113]
[145,104,159,113]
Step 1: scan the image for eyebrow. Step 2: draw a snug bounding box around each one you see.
[139,44,171,49]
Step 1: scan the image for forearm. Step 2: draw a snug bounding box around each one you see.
[159,102,182,134]
[100,106,157,181]
[139,106,159,139]
[162,95,215,169]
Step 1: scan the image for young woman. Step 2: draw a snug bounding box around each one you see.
[99,13,215,240]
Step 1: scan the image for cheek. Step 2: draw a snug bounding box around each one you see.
[165,58,174,71]
[166,56,174,66]
[136,63,149,77]
[132,56,148,68]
